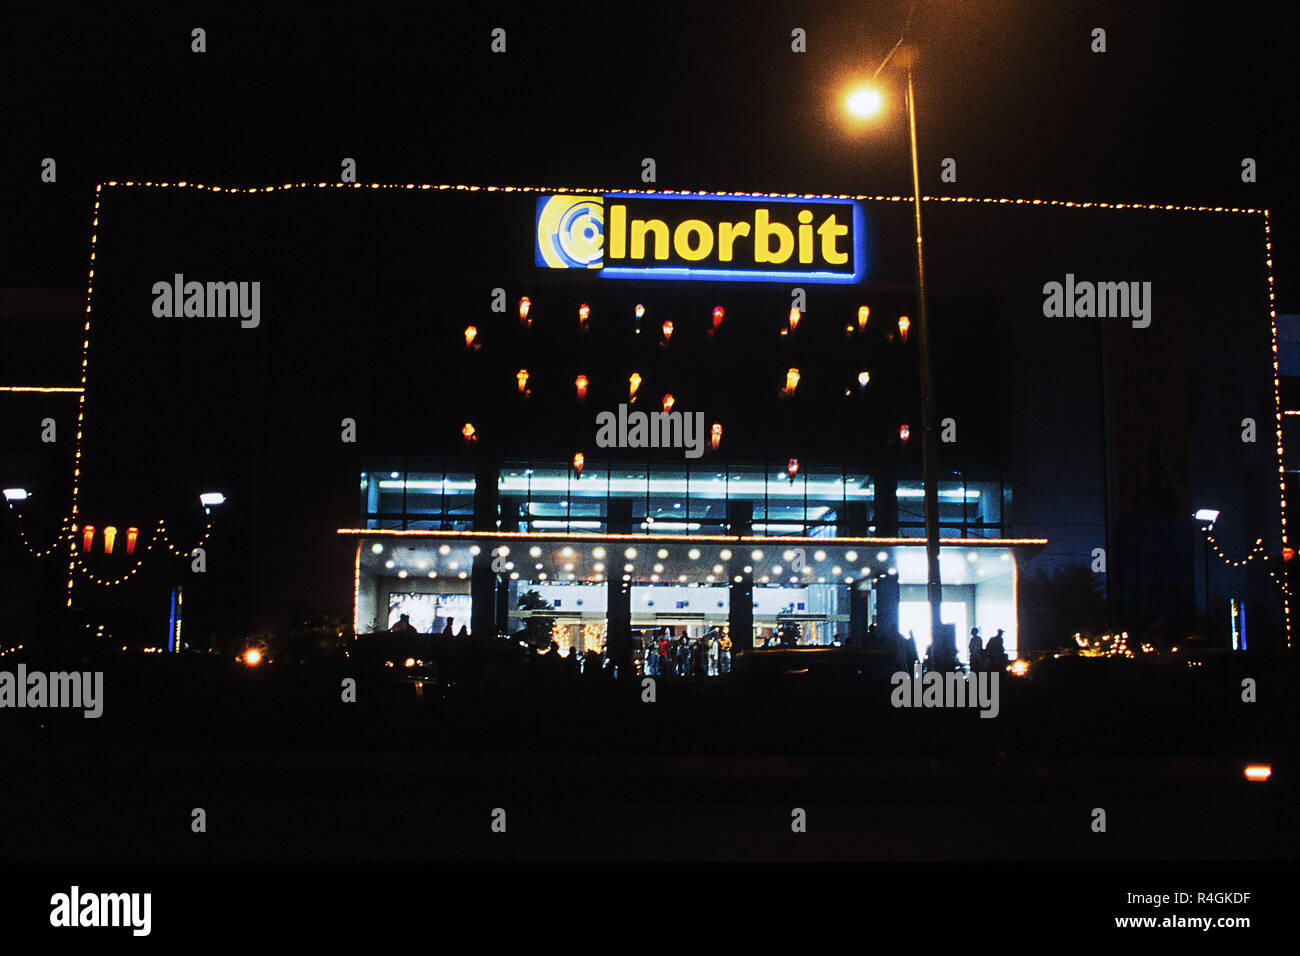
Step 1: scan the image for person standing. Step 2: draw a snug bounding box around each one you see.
[968,627,985,672]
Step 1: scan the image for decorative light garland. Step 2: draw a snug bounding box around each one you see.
[13,513,70,558]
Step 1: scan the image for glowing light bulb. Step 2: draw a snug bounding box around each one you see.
[579,303,590,325]
[899,424,910,443]
[662,320,673,343]
[788,307,801,331]
[629,372,641,400]
[857,371,870,387]
[787,458,799,477]
[573,452,584,477]
[516,369,529,392]
[462,422,476,442]
[575,374,589,399]
[898,315,910,343]
[662,394,675,413]
[464,325,477,348]
[858,305,870,329]
[785,368,800,394]
[712,306,724,328]
[519,296,532,325]
[710,423,722,450]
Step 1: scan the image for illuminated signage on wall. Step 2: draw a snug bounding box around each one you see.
[536,193,866,283]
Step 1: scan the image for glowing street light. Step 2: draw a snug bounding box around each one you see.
[2,488,28,503]
[847,87,883,118]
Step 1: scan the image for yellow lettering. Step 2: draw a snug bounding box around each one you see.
[673,219,714,261]
[717,221,750,262]
[608,204,627,259]
[631,219,670,260]
[797,209,814,264]
[817,214,849,265]
[754,209,793,264]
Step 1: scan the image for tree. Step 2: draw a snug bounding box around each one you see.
[516,589,558,650]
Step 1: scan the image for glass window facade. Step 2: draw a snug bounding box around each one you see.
[361,459,1005,539]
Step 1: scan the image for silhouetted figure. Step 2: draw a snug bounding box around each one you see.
[391,613,416,634]
[455,625,468,639]
[968,627,985,672]
[985,630,1009,672]
[442,618,455,637]
[583,648,602,679]
[719,633,732,674]
[900,630,919,674]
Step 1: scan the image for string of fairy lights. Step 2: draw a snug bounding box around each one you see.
[59,179,1288,645]
[9,511,214,587]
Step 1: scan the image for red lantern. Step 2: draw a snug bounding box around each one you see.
[662,394,675,413]
[1284,547,1295,562]
[103,525,117,554]
[788,307,801,332]
[82,524,95,553]
[898,315,910,343]
[710,423,722,450]
[125,527,139,555]
[519,296,531,324]
[462,422,477,443]
[899,424,911,443]
[573,452,585,477]
[787,458,799,478]
[575,374,589,400]
[712,306,724,329]
[464,325,477,349]
[579,303,590,327]
[662,320,673,344]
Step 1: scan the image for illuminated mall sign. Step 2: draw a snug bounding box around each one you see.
[535,193,866,283]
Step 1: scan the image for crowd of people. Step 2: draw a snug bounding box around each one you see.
[636,628,733,678]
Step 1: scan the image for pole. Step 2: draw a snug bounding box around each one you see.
[1202,527,1211,638]
[905,63,945,648]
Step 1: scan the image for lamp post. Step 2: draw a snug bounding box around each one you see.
[1194,509,1219,639]
[847,35,945,653]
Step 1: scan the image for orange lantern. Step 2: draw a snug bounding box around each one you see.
[712,306,725,329]
[629,372,641,401]
[858,305,870,329]
[516,369,529,393]
[125,527,139,555]
[82,524,95,553]
[788,307,801,332]
[464,325,477,348]
[103,525,117,554]
[710,423,722,450]
[785,368,800,394]
[519,296,531,323]
[787,458,799,478]
[579,303,590,327]
[662,320,673,343]
[662,394,675,413]
[573,452,585,477]
[1284,547,1295,562]
[575,374,589,400]
[898,315,910,343]
[462,422,477,443]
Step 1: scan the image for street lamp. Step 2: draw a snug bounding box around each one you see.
[845,26,946,655]
[1194,509,1220,637]
[199,491,226,515]
[3,488,29,504]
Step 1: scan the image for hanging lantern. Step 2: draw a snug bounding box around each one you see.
[898,315,910,343]
[858,305,870,329]
[103,525,117,554]
[710,423,722,450]
[787,458,800,478]
[579,303,590,327]
[519,296,531,324]
[788,307,801,332]
[662,320,674,344]
[1284,547,1295,562]
[464,325,477,348]
[629,372,642,401]
[516,369,529,393]
[857,371,870,388]
[785,368,800,394]
[82,524,95,553]
[575,374,589,400]
[899,424,911,443]
[462,422,476,443]
[662,394,675,413]
[125,527,139,555]
[573,452,585,477]
[712,306,724,329]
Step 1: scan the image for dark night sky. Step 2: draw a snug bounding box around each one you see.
[1,1,1297,299]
